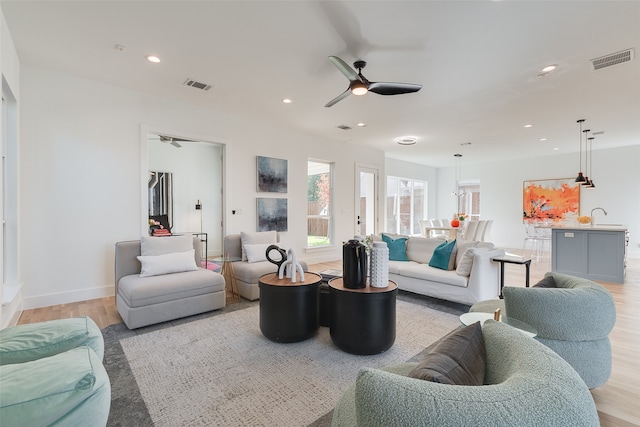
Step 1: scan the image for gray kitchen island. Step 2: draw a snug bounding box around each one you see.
[552,225,628,284]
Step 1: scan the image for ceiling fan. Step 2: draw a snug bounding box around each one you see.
[324,56,422,107]
[154,135,196,148]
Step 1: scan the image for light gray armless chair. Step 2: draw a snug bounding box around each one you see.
[470,271,616,388]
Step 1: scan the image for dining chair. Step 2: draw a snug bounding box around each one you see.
[418,220,430,237]
[522,223,551,261]
[427,219,448,238]
[479,220,493,242]
[476,220,492,242]
[462,220,479,241]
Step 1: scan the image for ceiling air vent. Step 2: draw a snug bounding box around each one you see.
[336,125,352,130]
[183,78,212,91]
[591,48,635,71]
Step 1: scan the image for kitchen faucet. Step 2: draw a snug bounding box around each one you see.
[590,207,607,225]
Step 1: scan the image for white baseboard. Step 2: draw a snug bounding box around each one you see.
[22,285,115,310]
[1,293,23,329]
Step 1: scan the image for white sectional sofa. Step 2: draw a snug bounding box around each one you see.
[373,234,505,305]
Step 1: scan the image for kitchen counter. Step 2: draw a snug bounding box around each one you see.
[551,224,627,232]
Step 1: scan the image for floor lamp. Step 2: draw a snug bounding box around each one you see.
[195,200,204,265]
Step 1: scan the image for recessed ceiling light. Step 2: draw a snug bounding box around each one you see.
[540,138,548,142]
[396,136,417,145]
[541,64,558,73]
[146,55,160,63]
[524,124,533,128]
[282,98,292,104]
[357,122,367,127]
[553,147,560,151]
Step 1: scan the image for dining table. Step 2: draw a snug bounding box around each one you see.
[424,226,461,240]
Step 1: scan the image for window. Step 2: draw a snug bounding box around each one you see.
[386,176,427,235]
[307,160,333,246]
[458,180,480,221]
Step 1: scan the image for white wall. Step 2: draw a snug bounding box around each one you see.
[18,65,385,309]
[434,146,640,258]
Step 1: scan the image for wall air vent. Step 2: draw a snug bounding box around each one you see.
[336,125,352,130]
[591,48,634,71]
[183,78,212,91]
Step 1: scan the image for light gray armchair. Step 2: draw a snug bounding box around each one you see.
[470,271,616,388]
[115,235,226,329]
[331,320,599,427]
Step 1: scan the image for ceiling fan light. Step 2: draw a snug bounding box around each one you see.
[351,84,368,96]
[541,64,558,73]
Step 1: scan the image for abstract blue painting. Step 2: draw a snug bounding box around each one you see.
[257,198,288,232]
[257,156,288,193]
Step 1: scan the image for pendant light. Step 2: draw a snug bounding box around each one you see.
[575,119,586,183]
[581,129,591,186]
[586,136,596,189]
[451,154,464,214]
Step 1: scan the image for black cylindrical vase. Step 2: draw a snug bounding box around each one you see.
[343,239,367,289]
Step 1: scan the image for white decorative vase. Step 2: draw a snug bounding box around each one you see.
[369,241,389,288]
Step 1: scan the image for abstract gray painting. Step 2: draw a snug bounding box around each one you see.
[257,198,288,232]
[257,156,287,193]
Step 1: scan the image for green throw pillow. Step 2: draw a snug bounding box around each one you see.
[429,239,457,270]
[381,233,409,261]
[408,322,486,386]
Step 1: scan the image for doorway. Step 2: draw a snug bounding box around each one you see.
[146,133,224,258]
[355,165,378,236]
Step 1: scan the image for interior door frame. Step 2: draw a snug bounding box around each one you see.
[354,163,379,236]
[140,125,229,257]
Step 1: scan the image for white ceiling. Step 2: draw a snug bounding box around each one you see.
[2,1,639,167]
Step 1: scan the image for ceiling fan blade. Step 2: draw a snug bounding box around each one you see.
[328,56,361,83]
[368,82,422,96]
[170,141,182,148]
[324,88,352,107]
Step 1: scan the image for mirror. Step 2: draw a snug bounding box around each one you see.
[146,132,224,257]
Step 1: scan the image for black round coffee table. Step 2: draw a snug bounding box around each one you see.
[329,278,397,355]
[259,272,322,343]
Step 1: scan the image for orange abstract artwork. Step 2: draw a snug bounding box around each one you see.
[523,178,580,223]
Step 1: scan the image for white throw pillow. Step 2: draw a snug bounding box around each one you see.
[455,241,479,267]
[244,243,272,264]
[137,249,198,277]
[456,247,491,277]
[240,231,277,261]
[141,234,193,256]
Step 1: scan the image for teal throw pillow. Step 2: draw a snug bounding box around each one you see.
[429,239,457,270]
[381,233,409,261]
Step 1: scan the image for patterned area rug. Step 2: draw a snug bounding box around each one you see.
[103,292,467,427]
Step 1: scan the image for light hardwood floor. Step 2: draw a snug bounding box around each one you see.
[16,252,640,426]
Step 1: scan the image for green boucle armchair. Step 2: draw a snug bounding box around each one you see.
[0,317,111,427]
[331,320,599,427]
[470,271,616,388]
